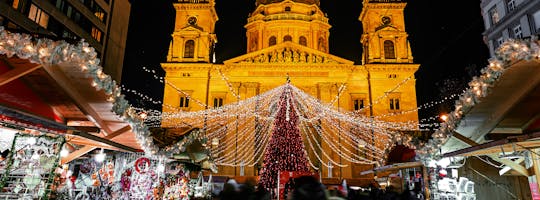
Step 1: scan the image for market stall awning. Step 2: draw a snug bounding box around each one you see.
[442,59,540,154]
[0,47,143,164]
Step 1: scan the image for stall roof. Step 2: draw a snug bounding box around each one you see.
[442,60,540,155]
[444,131,540,157]
[0,49,142,164]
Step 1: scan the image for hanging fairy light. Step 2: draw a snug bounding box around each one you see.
[60,148,69,157]
[27,137,37,145]
[95,149,106,163]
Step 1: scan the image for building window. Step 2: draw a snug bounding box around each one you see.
[388,93,401,111]
[269,36,277,46]
[389,98,400,110]
[179,96,190,108]
[384,40,396,59]
[353,99,365,111]
[94,11,106,22]
[489,6,499,25]
[497,37,504,46]
[388,74,398,79]
[28,4,49,28]
[12,0,20,9]
[506,0,516,12]
[91,27,102,43]
[283,35,292,42]
[285,6,291,12]
[299,36,307,46]
[184,40,195,58]
[513,25,522,38]
[213,97,224,108]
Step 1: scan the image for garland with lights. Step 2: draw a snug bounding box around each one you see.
[0,27,209,162]
[415,38,540,161]
[259,84,310,190]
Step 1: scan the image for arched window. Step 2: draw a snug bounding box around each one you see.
[184,40,195,58]
[283,35,292,42]
[299,36,307,46]
[384,40,395,59]
[269,36,277,46]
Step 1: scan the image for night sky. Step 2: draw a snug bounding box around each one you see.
[122,0,490,121]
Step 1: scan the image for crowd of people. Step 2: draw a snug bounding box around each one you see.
[213,176,423,200]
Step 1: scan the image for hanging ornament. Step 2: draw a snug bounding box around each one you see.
[134,157,151,174]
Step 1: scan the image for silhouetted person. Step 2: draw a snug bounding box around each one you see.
[291,176,327,200]
[219,183,238,200]
[238,178,255,200]
[251,183,270,200]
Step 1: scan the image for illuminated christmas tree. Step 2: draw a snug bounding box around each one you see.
[259,85,310,190]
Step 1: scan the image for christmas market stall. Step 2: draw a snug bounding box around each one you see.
[0,27,215,199]
[416,39,540,200]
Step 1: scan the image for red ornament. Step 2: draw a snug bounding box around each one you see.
[135,157,151,174]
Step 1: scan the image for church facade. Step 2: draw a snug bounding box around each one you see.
[161,0,419,180]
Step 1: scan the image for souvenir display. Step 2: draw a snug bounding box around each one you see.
[0,134,65,199]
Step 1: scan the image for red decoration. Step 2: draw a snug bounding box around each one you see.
[259,85,310,190]
[135,157,151,174]
[121,169,132,191]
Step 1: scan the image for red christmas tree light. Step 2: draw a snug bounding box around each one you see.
[259,85,310,190]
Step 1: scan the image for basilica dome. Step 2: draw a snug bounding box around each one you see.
[256,0,320,6]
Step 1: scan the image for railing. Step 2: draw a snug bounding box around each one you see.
[177,0,210,3]
[248,13,328,23]
[369,0,405,3]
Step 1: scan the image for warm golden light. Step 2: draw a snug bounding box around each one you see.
[440,114,449,122]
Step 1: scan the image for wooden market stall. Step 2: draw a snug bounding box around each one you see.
[439,44,540,199]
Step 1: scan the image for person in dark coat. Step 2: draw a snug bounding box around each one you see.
[291,176,327,200]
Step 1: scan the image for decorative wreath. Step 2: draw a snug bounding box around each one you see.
[135,157,151,174]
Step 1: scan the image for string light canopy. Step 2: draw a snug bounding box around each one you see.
[157,80,423,168]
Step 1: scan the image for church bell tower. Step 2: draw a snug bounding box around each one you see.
[167,0,218,63]
[360,0,413,64]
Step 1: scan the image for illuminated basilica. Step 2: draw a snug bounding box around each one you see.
[161,0,419,181]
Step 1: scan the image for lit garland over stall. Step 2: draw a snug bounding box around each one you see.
[416,39,540,161]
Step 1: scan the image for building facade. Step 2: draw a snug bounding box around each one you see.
[162,0,419,180]
[0,0,130,82]
[481,0,540,56]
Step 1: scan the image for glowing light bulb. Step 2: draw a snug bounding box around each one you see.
[157,164,165,173]
[60,149,69,157]
[95,149,106,162]
[440,114,448,122]
[139,112,148,119]
[27,137,37,145]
